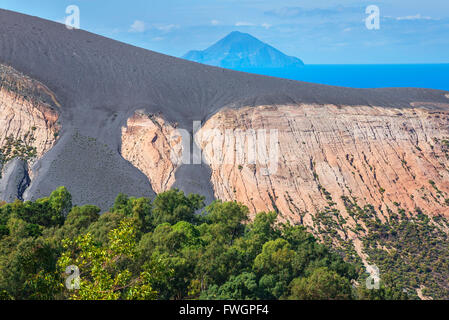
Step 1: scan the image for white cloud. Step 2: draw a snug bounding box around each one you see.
[129,20,146,32]
[211,20,220,25]
[235,22,255,26]
[396,14,435,21]
[261,23,272,29]
[156,24,179,32]
[235,22,272,29]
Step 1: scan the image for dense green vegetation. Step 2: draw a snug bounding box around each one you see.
[0,187,403,300]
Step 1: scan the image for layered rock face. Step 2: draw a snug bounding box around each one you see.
[0,64,60,199]
[122,102,449,226]
[121,111,182,194]
[196,104,449,222]
[0,64,60,161]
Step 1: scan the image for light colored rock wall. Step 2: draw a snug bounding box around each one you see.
[0,88,59,160]
[121,112,182,193]
[196,104,449,224]
[0,64,60,166]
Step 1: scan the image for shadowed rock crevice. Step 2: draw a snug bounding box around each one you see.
[0,158,30,202]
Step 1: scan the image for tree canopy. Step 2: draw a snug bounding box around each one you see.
[0,187,404,300]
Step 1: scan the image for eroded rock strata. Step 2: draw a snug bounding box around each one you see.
[122,102,449,229]
[196,104,449,225]
[121,111,182,193]
[0,64,60,199]
[0,64,60,160]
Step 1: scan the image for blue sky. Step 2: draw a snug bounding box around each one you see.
[1,0,448,64]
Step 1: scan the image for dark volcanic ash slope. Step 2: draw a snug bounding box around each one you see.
[0,9,448,210]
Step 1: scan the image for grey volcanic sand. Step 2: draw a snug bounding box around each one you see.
[0,9,448,209]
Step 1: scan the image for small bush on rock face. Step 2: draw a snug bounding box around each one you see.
[0,133,38,168]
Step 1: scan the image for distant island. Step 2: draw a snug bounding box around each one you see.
[182,31,304,69]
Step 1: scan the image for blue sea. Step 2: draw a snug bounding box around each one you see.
[237,64,449,91]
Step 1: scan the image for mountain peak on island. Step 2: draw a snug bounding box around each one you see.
[182,31,304,69]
